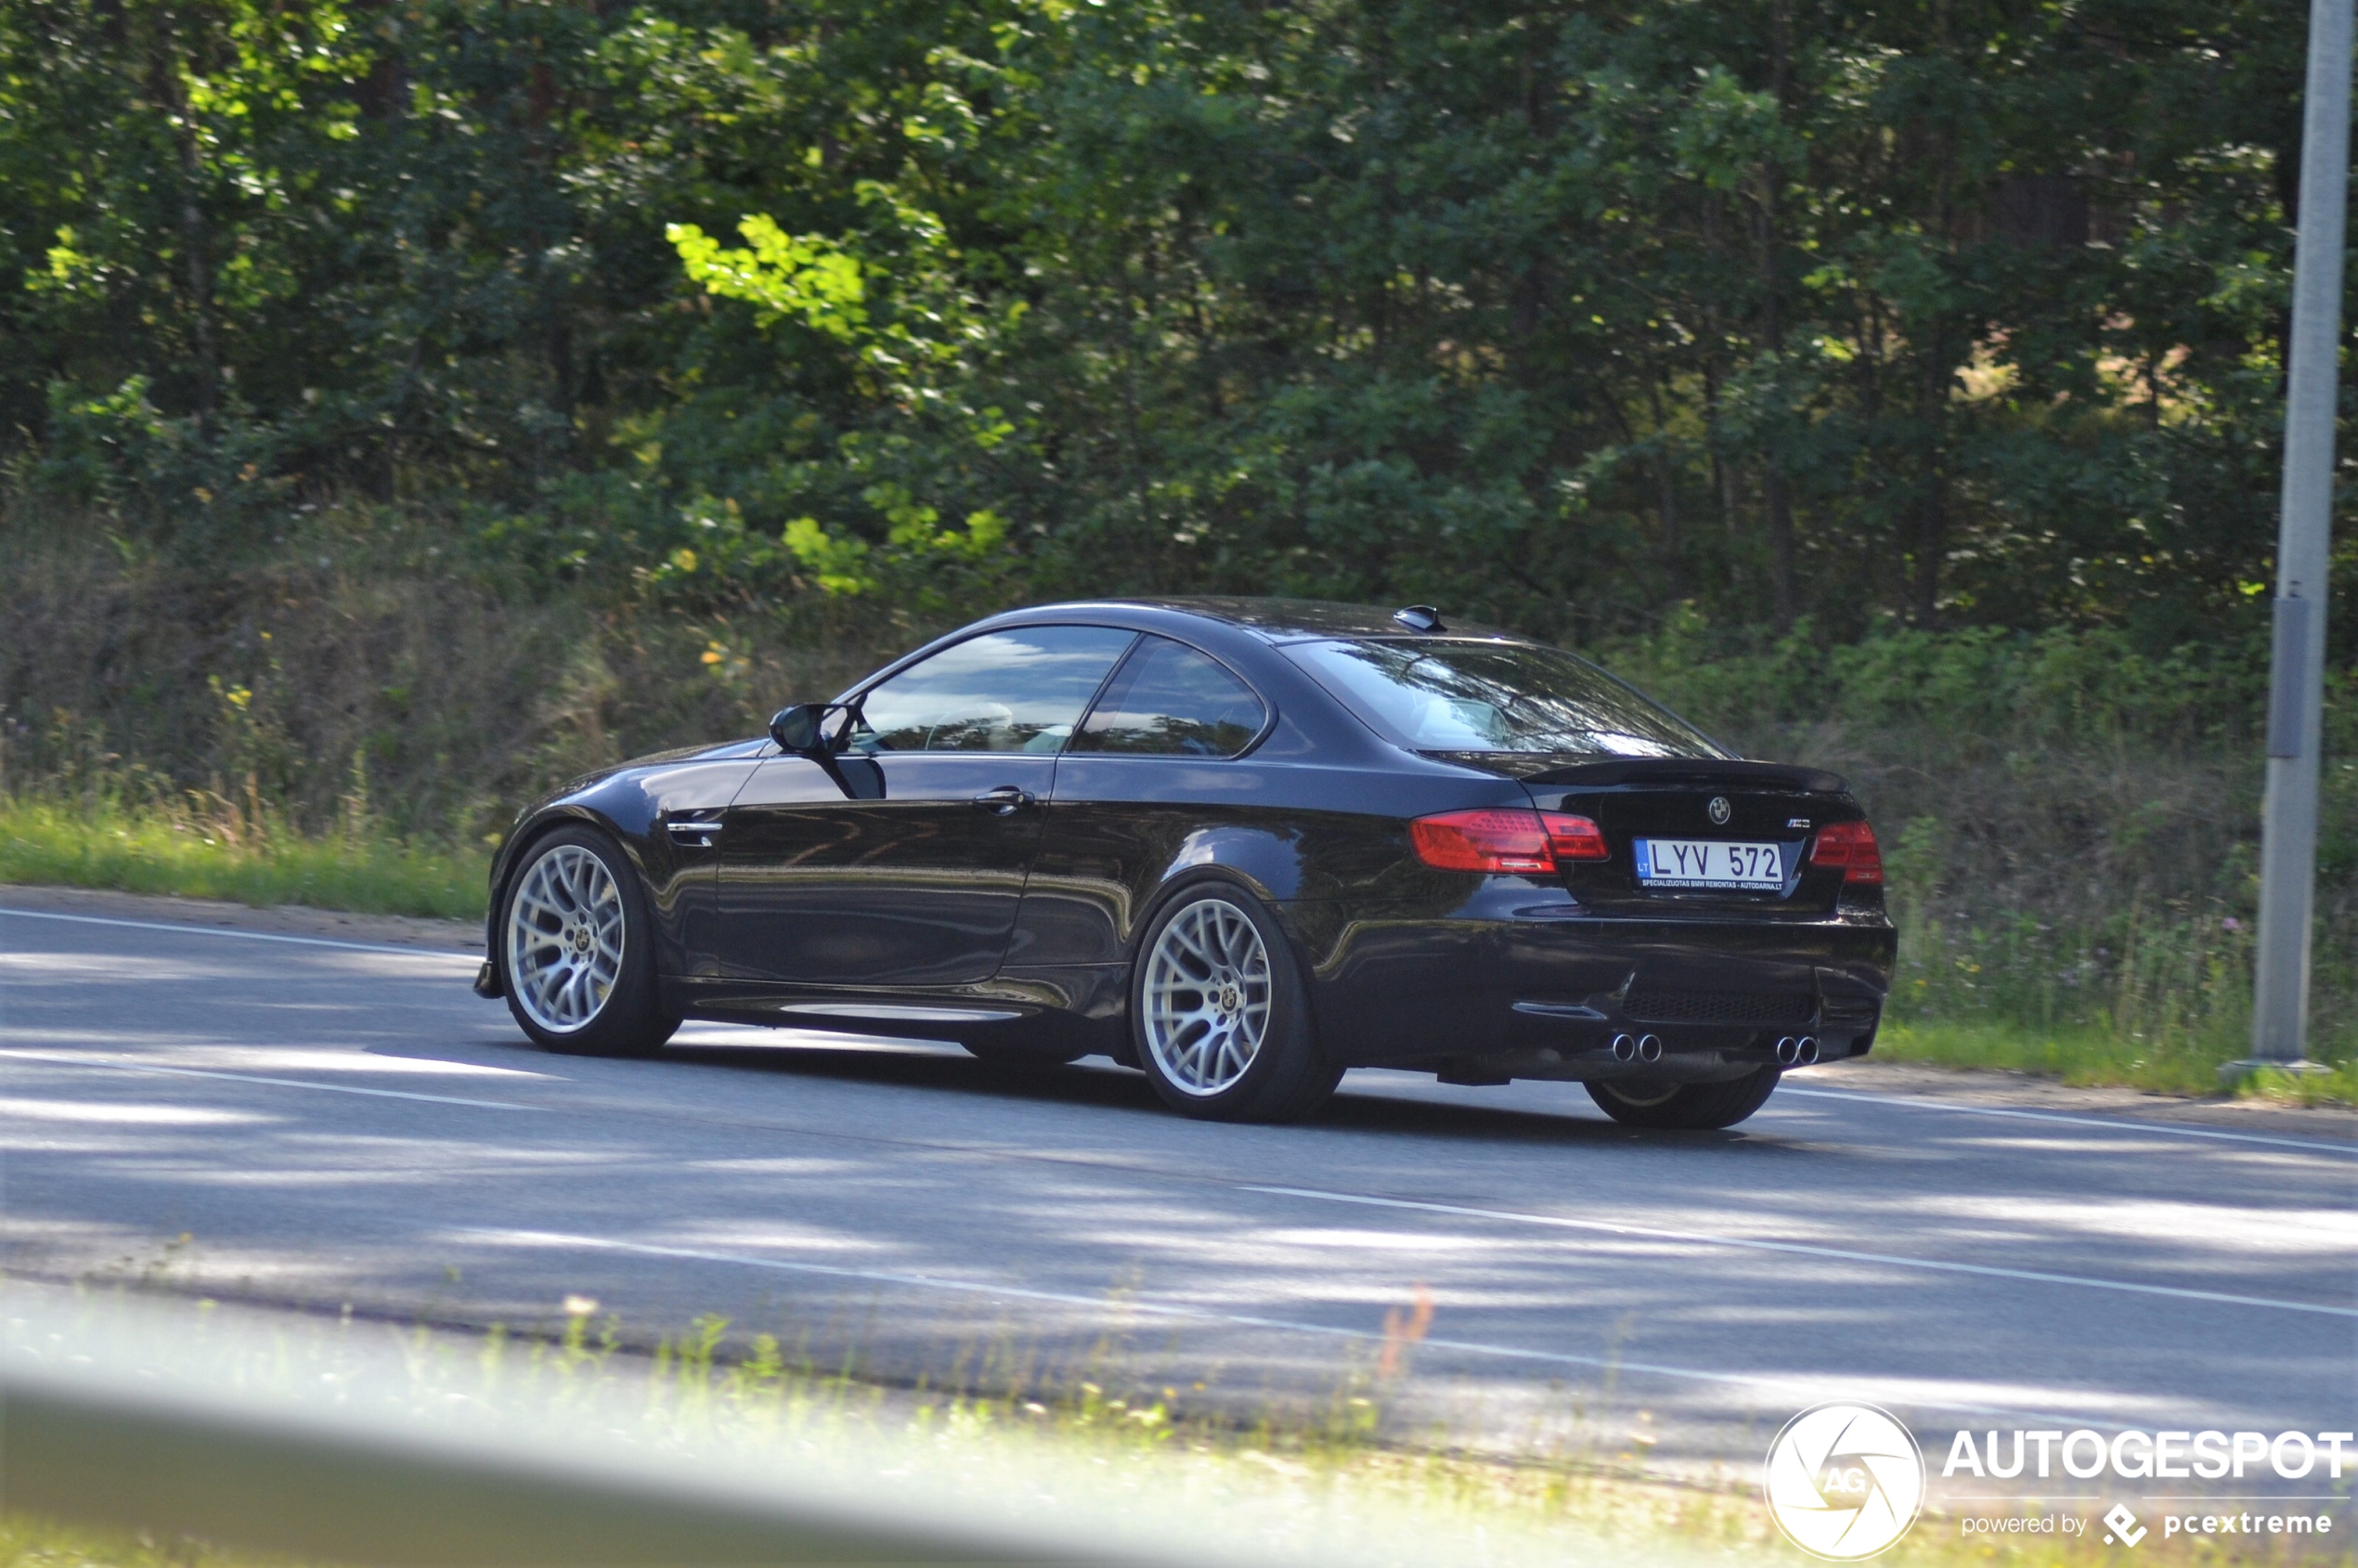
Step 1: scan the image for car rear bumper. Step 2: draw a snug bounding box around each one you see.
[1283,889,1896,1083]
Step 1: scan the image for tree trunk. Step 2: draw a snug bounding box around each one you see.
[1765,472,1797,630]
[1912,345,1949,626]
[1758,0,1797,632]
[155,37,218,425]
[1650,374,1684,601]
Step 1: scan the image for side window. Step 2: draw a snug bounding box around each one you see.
[1071,636,1267,757]
[850,627,1136,753]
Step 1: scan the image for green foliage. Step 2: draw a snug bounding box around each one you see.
[671,216,872,343]
[2,0,2350,649]
[1600,606,2273,745]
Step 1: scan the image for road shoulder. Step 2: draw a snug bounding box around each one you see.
[0,880,481,952]
[1791,1058,2354,1141]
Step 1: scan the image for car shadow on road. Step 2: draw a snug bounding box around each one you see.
[1315,1086,1778,1149]
[660,1040,1165,1110]
[638,1036,1804,1152]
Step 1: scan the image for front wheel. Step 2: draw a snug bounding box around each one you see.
[1130,885,1338,1122]
[1586,1068,1781,1130]
[499,826,678,1057]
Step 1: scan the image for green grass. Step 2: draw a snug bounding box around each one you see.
[0,797,486,920]
[1876,1017,2358,1108]
[1,1513,294,1568]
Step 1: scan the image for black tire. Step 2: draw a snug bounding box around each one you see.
[1586,1067,1781,1130]
[1129,882,1340,1122]
[498,825,680,1058]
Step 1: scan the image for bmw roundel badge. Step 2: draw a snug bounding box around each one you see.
[1707,796,1732,825]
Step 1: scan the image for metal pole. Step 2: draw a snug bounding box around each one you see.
[2242,0,2352,1077]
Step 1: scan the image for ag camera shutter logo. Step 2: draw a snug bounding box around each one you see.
[1764,1403,1927,1559]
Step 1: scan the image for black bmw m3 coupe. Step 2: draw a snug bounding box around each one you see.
[475,599,1896,1129]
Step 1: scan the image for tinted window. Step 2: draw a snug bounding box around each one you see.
[1072,636,1267,757]
[1284,639,1728,758]
[852,627,1136,753]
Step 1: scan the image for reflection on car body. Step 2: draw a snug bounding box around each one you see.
[477,598,1895,1128]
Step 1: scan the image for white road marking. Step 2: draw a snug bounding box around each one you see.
[1778,1083,2358,1157]
[0,1047,535,1111]
[0,906,477,962]
[452,1225,2139,1429]
[1239,1186,2358,1319]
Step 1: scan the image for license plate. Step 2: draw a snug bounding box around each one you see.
[1634,838,1788,890]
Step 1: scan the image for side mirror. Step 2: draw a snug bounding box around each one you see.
[769,703,839,755]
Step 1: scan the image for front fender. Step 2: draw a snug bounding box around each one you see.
[480,756,760,990]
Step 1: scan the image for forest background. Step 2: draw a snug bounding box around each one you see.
[1,0,2353,1090]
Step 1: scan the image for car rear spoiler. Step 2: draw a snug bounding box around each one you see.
[1426,755,1851,794]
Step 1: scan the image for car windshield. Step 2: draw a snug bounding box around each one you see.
[1284,639,1730,758]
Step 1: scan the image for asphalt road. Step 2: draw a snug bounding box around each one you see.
[5,900,2353,1492]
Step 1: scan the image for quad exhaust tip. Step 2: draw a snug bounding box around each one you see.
[1774,1035,1820,1067]
[1605,1032,1666,1064]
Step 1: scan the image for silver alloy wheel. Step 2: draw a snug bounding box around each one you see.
[1141,896,1271,1096]
[507,843,626,1034]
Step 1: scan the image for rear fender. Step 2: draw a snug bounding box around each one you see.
[1157,825,1307,902]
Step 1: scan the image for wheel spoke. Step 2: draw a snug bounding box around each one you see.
[531,962,570,1017]
[1170,920,1215,973]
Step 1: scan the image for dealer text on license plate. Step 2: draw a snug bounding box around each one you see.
[1633,838,1788,890]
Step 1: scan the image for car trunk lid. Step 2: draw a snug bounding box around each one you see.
[1421,753,1863,915]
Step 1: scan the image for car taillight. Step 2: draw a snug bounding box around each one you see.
[1541,810,1610,862]
[1808,820,1883,884]
[1410,809,1609,873]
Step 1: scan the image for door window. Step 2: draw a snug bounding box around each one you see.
[1070,635,1267,757]
[851,627,1136,753]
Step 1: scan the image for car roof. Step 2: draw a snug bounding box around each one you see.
[986,596,1530,644]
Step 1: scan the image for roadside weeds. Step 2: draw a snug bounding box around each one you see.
[6,1283,2350,1568]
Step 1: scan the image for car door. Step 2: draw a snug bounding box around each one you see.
[713,625,1137,988]
[1011,634,1276,969]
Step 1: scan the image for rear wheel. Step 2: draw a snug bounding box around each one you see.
[1131,885,1339,1121]
[1587,1068,1780,1130]
[500,826,679,1057]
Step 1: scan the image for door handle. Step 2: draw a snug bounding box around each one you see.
[971,785,1036,815]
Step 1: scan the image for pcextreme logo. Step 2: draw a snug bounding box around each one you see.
[1764,1403,1928,1560]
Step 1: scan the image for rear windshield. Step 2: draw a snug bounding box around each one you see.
[1284,639,1730,758]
